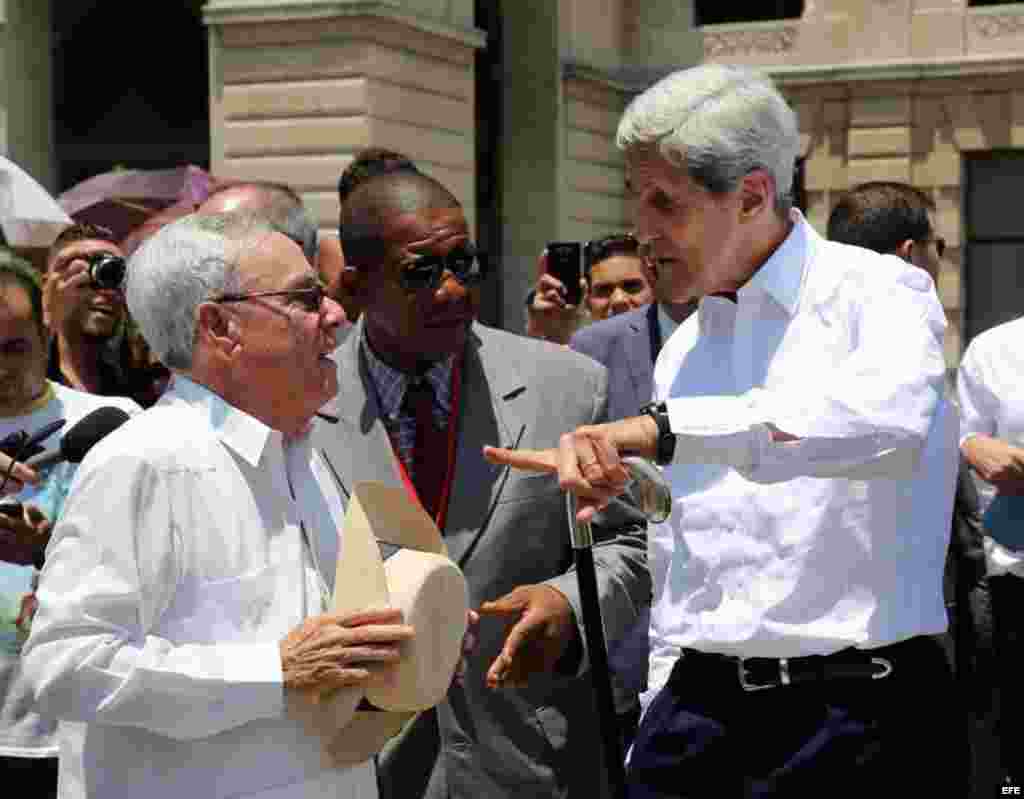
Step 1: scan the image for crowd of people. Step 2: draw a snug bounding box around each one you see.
[0,63,1017,798]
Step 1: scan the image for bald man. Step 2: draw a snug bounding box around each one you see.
[198,181,358,323]
[311,171,648,799]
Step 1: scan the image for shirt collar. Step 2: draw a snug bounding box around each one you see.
[360,333,455,421]
[741,208,808,317]
[166,374,276,468]
[657,303,681,346]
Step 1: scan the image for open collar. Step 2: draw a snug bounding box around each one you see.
[165,374,275,468]
[741,208,809,317]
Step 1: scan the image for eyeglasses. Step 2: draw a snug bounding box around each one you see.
[210,283,326,314]
[396,246,486,293]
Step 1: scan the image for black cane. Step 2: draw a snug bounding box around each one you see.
[566,457,672,799]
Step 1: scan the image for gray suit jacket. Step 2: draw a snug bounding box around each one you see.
[312,320,649,799]
[569,304,660,423]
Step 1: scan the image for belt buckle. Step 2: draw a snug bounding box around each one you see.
[737,658,788,692]
[870,657,893,680]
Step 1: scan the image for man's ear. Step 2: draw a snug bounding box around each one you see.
[196,303,236,356]
[739,169,774,219]
[894,239,915,263]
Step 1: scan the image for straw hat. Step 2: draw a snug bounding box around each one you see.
[291,481,469,767]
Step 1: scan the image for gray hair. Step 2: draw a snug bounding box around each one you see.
[616,64,800,212]
[126,213,272,370]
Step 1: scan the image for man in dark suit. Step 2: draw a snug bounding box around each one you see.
[313,171,648,798]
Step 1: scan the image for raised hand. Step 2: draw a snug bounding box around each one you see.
[480,585,577,689]
[0,503,51,566]
[484,418,651,522]
[0,452,40,496]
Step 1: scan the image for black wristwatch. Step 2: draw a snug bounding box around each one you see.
[641,401,676,466]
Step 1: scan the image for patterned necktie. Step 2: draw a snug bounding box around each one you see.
[403,379,447,520]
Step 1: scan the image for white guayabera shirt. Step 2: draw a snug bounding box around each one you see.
[22,377,375,799]
[644,211,958,712]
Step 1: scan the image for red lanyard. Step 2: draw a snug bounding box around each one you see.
[393,358,461,532]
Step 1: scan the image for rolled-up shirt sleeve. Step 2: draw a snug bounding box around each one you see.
[664,270,947,483]
[22,452,285,741]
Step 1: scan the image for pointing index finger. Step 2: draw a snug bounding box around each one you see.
[482,446,558,474]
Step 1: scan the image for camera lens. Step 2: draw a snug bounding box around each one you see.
[87,253,126,291]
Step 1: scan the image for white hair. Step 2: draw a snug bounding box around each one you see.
[126,213,271,370]
[616,64,800,211]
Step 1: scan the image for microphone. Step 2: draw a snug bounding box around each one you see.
[0,418,66,459]
[25,407,131,471]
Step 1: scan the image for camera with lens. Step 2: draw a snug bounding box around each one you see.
[85,252,126,291]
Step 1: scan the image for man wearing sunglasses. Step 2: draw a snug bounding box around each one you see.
[316,171,648,799]
[827,181,946,284]
[829,181,993,794]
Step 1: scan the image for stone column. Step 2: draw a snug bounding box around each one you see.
[498,0,562,331]
[0,0,56,191]
[203,0,484,236]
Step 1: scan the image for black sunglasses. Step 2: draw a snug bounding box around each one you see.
[210,283,326,314]
[397,246,486,293]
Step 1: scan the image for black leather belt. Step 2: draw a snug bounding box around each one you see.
[681,647,894,692]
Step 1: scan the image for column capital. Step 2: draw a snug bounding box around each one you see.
[203,0,485,50]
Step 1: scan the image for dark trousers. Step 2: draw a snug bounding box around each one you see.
[945,466,1000,797]
[626,636,958,798]
[0,756,57,798]
[990,574,1024,785]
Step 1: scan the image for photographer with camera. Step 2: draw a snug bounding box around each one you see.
[0,248,139,796]
[43,224,169,407]
[526,234,663,345]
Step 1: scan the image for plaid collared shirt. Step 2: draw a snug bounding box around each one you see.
[361,335,455,474]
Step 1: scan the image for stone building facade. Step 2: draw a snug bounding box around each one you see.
[2,1,1023,351]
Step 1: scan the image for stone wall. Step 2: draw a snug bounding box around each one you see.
[787,69,1024,363]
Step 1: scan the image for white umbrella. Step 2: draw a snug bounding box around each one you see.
[0,157,72,248]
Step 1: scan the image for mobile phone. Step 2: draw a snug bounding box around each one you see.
[546,242,583,306]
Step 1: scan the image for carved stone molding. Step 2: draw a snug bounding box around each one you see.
[971,10,1024,39]
[702,24,798,59]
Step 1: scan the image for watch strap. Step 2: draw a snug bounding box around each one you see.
[640,402,676,466]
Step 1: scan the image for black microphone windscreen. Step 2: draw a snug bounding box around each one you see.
[25,418,65,449]
[61,407,132,463]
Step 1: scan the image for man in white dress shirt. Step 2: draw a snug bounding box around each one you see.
[22,212,413,799]
[486,65,958,797]
[958,315,1024,786]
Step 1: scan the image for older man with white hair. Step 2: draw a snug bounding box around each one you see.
[21,212,413,799]
[486,65,958,796]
